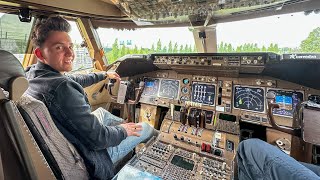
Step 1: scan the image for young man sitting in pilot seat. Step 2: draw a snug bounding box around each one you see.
[26,16,156,179]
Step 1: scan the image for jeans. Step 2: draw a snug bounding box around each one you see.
[92,107,156,163]
[237,139,320,180]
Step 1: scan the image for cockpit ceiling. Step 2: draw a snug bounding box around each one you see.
[0,0,318,28]
[109,0,316,26]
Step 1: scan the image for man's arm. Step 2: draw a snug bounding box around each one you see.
[52,80,127,150]
[67,73,105,88]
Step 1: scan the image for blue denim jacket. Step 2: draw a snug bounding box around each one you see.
[25,62,127,180]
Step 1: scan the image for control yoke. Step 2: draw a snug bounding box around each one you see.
[266,92,301,136]
[126,81,145,104]
[134,81,145,104]
[107,79,117,96]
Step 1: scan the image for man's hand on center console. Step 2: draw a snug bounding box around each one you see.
[120,123,143,137]
[105,71,121,81]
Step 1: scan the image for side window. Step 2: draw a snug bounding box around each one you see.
[68,21,93,71]
[0,13,33,62]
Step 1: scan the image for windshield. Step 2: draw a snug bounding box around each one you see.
[72,10,320,66]
[217,11,320,54]
[96,27,196,64]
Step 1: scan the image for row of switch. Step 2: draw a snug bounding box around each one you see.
[201,143,223,157]
[173,134,202,147]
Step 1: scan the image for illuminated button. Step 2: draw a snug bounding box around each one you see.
[183,78,189,84]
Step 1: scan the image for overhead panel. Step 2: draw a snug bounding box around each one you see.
[109,0,311,26]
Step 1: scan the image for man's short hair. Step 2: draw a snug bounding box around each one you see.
[32,16,71,47]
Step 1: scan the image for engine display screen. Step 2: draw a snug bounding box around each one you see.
[268,89,304,117]
[191,82,215,105]
[234,86,265,112]
[170,155,194,171]
[142,78,160,96]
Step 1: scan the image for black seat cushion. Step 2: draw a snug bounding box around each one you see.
[0,50,25,91]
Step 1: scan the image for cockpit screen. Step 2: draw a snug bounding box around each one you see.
[142,78,160,96]
[158,79,180,99]
[170,155,194,171]
[267,89,303,117]
[234,86,265,112]
[191,82,215,105]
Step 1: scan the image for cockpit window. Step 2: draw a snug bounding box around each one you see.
[217,11,320,54]
[96,27,196,64]
[69,21,93,71]
[0,13,33,62]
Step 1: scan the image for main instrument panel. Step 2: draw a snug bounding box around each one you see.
[130,53,320,138]
[138,71,314,128]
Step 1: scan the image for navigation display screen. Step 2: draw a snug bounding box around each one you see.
[142,78,160,96]
[191,82,215,105]
[268,89,304,117]
[234,86,265,112]
[158,79,180,99]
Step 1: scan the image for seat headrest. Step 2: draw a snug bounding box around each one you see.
[0,50,28,101]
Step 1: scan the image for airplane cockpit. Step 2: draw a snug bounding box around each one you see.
[1,0,320,180]
[108,52,320,179]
